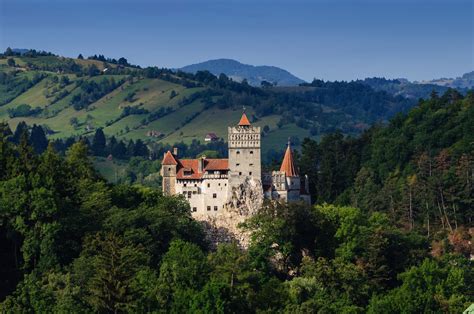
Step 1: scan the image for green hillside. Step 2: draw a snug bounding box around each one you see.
[0,50,419,155]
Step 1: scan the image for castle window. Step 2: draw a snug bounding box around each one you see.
[239,172,242,175]
[249,172,252,175]
[192,207,197,212]
[168,167,171,171]
[213,193,217,198]
[236,151,240,154]
[207,206,211,211]
[183,183,187,187]
[207,183,210,188]
[214,206,218,211]
[218,183,221,186]
[194,184,197,187]
[250,151,253,154]
[250,163,253,166]
[236,163,240,166]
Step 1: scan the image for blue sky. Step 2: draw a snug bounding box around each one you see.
[0,0,472,81]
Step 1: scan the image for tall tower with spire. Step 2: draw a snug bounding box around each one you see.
[228,111,262,193]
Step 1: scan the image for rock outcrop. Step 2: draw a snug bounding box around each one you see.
[194,177,263,249]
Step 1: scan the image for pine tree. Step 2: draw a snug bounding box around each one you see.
[92,128,106,157]
[30,125,48,154]
[13,121,28,144]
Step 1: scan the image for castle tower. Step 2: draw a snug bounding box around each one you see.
[161,150,178,195]
[228,112,262,192]
[271,140,301,201]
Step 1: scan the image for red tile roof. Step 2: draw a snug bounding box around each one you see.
[162,151,178,165]
[204,159,229,170]
[280,144,298,177]
[176,158,229,180]
[238,113,251,126]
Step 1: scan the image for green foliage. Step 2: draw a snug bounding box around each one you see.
[299,91,473,234]
[367,256,473,313]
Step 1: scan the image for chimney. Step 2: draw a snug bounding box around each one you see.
[173,147,178,156]
[198,156,206,173]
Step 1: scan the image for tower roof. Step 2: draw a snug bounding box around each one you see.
[238,112,251,126]
[162,151,178,165]
[280,141,298,176]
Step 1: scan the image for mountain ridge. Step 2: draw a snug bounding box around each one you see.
[179,58,305,86]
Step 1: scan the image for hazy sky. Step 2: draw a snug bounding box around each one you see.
[1,0,472,81]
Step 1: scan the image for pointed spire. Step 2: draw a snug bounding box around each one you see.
[162,150,178,165]
[280,139,298,176]
[238,108,251,126]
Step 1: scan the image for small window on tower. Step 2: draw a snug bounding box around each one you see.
[249,172,252,175]
[168,167,171,171]
[207,206,211,211]
[184,184,187,187]
[207,183,210,188]
[250,151,253,154]
[249,163,253,166]
[192,207,197,212]
[236,151,240,154]
[214,206,218,211]
[213,193,217,198]
[236,163,240,166]
[239,172,242,175]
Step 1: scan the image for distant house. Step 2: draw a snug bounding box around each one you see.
[146,130,163,138]
[204,132,219,142]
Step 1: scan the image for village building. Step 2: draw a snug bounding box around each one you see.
[161,112,311,215]
[204,132,219,142]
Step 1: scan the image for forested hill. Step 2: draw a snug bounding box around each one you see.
[0,90,472,313]
[179,58,305,86]
[1,48,417,159]
[297,89,473,233]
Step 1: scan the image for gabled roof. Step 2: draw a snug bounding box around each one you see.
[280,142,298,177]
[176,158,229,180]
[162,151,178,165]
[238,113,251,126]
[205,132,218,139]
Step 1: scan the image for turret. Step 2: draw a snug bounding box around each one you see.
[161,150,178,195]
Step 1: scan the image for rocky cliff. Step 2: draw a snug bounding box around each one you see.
[194,177,263,248]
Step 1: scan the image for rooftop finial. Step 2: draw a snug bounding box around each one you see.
[287,137,291,147]
[243,105,246,113]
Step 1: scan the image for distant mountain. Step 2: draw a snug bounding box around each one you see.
[179,58,305,86]
[360,72,472,100]
[359,77,451,100]
[417,71,474,89]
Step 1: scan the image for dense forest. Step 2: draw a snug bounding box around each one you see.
[297,89,473,234]
[0,89,472,312]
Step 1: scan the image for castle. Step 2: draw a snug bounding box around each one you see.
[161,112,310,215]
